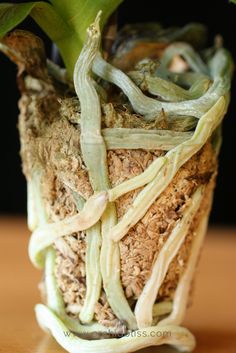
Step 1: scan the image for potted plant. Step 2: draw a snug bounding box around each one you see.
[0,1,233,352]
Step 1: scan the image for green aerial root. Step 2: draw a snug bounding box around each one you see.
[73,12,136,329]
[79,221,102,324]
[35,304,196,353]
[153,301,173,318]
[27,170,48,232]
[108,156,166,202]
[157,213,210,327]
[128,71,211,102]
[29,190,108,268]
[70,193,102,325]
[161,42,209,74]
[103,128,193,150]
[45,247,125,335]
[93,46,232,119]
[135,186,205,329]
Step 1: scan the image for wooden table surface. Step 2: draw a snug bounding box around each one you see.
[0,217,235,353]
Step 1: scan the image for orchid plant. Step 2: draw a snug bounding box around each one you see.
[0,2,234,353]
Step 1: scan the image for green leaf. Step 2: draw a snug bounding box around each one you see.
[0,3,35,38]
[0,2,80,76]
[49,0,124,42]
[0,2,76,42]
[30,2,81,77]
[0,1,124,77]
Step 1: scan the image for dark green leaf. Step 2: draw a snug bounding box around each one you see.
[0,3,35,38]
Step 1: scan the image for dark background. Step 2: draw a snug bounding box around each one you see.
[0,0,235,224]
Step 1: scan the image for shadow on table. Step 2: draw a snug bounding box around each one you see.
[35,329,236,353]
